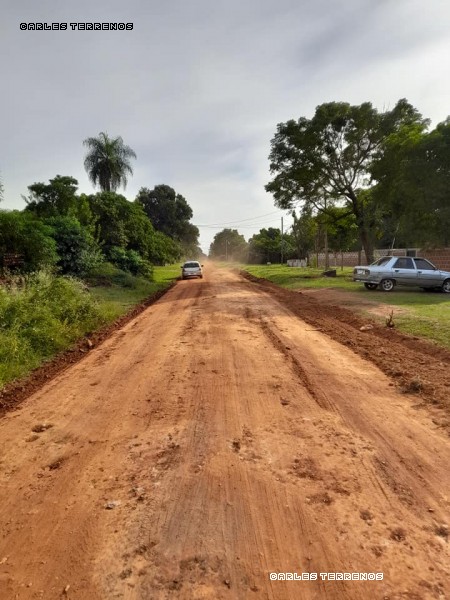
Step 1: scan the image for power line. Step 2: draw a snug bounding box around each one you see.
[196,210,283,227]
[200,218,288,229]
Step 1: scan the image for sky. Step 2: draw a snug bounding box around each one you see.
[1,0,450,252]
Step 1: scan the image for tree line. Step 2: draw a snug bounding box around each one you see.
[210,99,449,265]
[265,99,450,263]
[208,220,355,265]
[0,133,201,277]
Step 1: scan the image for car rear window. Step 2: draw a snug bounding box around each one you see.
[414,258,436,270]
[184,262,200,268]
[371,257,391,266]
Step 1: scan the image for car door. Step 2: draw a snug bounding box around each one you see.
[413,258,440,287]
[391,257,416,286]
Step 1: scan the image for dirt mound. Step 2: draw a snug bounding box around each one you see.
[240,270,450,414]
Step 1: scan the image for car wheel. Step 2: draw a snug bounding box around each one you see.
[442,279,450,294]
[380,279,395,292]
[364,283,378,290]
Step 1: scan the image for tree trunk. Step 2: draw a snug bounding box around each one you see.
[348,190,374,265]
[359,227,374,264]
[346,189,375,265]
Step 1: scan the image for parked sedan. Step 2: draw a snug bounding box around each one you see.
[181,261,203,279]
[353,256,450,293]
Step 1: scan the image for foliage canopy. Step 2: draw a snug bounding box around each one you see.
[83,132,136,193]
[266,99,428,262]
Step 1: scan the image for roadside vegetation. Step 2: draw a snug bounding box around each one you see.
[88,264,181,320]
[243,264,356,289]
[0,271,102,385]
[0,132,198,389]
[0,265,180,388]
[240,263,450,350]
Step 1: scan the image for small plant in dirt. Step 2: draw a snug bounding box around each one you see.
[390,527,407,542]
[434,525,449,539]
[402,378,424,394]
[385,310,395,328]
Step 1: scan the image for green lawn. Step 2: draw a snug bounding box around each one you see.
[153,264,183,283]
[243,264,356,290]
[374,291,450,349]
[240,263,450,350]
[89,265,180,320]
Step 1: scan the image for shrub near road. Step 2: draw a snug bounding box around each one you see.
[0,271,104,386]
[0,265,181,390]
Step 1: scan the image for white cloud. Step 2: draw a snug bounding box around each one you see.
[1,0,450,251]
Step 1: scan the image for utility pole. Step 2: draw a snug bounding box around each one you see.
[280,216,284,265]
[324,198,329,269]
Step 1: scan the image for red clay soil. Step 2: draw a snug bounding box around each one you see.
[240,270,450,417]
[0,283,176,417]
[0,266,449,600]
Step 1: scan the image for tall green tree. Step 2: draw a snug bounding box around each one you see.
[209,228,248,261]
[23,175,91,221]
[136,185,197,239]
[86,191,181,265]
[325,206,359,254]
[248,227,294,264]
[373,118,450,246]
[47,216,103,276]
[266,100,427,263]
[87,192,153,258]
[83,132,136,192]
[151,231,183,265]
[290,208,317,261]
[0,211,57,271]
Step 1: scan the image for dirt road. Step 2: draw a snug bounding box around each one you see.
[0,265,449,600]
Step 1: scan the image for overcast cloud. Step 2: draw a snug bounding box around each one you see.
[1,0,449,251]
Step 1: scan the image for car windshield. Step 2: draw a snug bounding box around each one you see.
[184,262,200,268]
[370,257,392,267]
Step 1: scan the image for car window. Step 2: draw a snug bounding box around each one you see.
[184,262,200,268]
[414,258,436,271]
[393,257,414,269]
[371,257,391,266]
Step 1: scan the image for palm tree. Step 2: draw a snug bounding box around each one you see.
[83,132,137,192]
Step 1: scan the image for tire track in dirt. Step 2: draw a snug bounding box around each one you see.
[256,315,336,413]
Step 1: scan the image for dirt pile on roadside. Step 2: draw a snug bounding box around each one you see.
[241,271,450,416]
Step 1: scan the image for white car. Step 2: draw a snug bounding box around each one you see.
[181,261,203,280]
[353,256,450,292]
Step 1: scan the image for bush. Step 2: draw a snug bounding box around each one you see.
[0,271,103,385]
[108,247,154,280]
[85,262,139,288]
[47,216,104,276]
[0,210,57,272]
